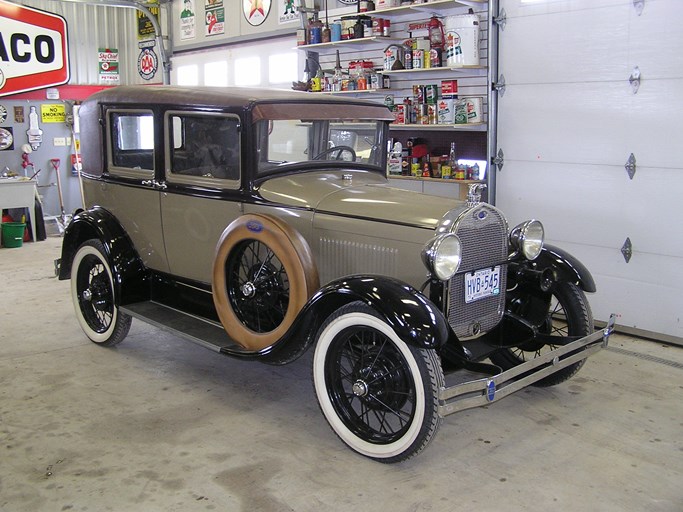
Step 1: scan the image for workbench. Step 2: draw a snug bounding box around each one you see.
[0,178,37,243]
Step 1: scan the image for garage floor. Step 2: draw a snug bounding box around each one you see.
[1,237,681,512]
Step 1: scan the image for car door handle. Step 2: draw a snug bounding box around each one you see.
[142,179,167,190]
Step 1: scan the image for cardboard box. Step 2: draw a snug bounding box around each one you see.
[441,79,458,97]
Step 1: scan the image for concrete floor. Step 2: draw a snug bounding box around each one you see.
[1,237,681,512]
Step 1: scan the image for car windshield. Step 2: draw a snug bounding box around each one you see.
[255,115,388,175]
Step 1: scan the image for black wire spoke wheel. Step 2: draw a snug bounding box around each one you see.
[226,239,290,333]
[491,282,593,386]
[70,240,131,346]
[313,302,442,462]
[327,326,415,443]
[76,255,114,333]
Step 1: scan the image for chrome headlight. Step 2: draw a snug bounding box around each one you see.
[421,233,462,281]
[509,219,544,260]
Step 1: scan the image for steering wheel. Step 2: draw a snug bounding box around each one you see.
[313,145,356,161]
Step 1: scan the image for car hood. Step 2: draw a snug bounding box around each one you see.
[258,170,462,229]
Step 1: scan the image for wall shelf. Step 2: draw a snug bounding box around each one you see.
[321,89,390,95]
[379,65,486,76]
[373,0,486,17]
[389,175,485,184]
[390,122,486,131]
[298,36,403,51]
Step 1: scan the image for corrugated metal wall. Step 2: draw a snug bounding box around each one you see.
[17,0,152,85]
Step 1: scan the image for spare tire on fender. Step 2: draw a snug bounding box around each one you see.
[212,213,319,351]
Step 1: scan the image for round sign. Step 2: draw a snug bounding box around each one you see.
[0,128,14,151]
[243,0,271,26]
[138,48,158,81]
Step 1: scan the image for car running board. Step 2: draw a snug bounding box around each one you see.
[120,301,248,355]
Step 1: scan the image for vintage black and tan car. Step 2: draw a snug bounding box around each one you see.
[58,86,614,462]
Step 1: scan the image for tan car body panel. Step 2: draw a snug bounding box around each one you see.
[258,170,463,289]
[258,170,460,229]
[82,179,170,273]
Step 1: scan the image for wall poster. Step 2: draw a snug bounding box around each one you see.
[98,48,120,85]
[179,0,196,40]
[137,0,160,40]
[279,0,297,24]
[205,0,225,36]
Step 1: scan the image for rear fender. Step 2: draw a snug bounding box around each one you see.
[58,206,149,305]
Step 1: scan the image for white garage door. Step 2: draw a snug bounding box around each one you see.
[494,0,683,342]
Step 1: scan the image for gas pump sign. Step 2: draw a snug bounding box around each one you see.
[0,0,69,97]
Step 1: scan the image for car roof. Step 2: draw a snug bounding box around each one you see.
[84,85,392,112]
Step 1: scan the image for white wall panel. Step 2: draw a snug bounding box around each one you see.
[501,0,626,18]
[496,160,683,257]
[550,242,683,340]
[629,0,683,79]
[498,3,630,84]
[497,0,683,339]
[497,82,632,165]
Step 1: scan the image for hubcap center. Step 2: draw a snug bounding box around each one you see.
[241,281,256,298]
[352,379,369,397]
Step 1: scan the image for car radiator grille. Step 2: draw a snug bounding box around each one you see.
[447,204,508,339]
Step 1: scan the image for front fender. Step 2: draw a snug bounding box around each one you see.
[535,244,596,293]
[58,206,149,305]
[306,275,449,350]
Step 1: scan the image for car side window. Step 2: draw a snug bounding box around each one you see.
[166,112,240,187]
[107,110,154,177]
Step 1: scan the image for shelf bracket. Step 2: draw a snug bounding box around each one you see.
[629,66,641,94]
[493,8,507,30]
[633,0,645,15]
[621,237,633,263]
[492,148,504,171]
[625,153,636,180]
[493,74,506,97]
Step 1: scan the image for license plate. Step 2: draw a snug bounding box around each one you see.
[465,266,501,304]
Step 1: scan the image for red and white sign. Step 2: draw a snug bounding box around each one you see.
[0,0,69,97]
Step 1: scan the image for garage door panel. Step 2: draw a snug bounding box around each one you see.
[498,3,629,84]
[497,1,682,340]
[629,0,683,79]
[626,79,683,169]
[500,0,627,19]
[558,242,683,337]
[497,82,631,165]
[495,161,683,257]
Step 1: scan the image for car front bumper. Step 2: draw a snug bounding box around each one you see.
[438,314,616,417]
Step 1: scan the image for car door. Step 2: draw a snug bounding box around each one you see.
[93,108,169,273]
[160,110,243,284]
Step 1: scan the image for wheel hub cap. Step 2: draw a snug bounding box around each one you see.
[240,281,256,298]
[352,379,369,397]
